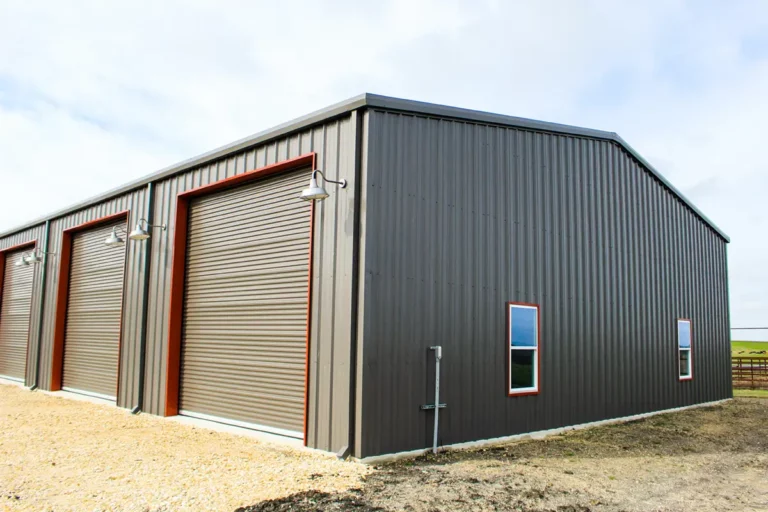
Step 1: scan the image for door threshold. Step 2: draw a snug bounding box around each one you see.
[47,388,116,407]
[172,412,304,448]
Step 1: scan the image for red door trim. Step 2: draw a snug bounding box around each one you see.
[50,211,130,394]
[0,240,38,383]
[163,153,317,446]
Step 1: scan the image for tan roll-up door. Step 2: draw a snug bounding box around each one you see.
[62,220,127,399]
[180,168,312,437]
[0,249,35,381]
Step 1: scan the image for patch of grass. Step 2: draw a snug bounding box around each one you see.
[732,340,768,358]
[733,388,768,398]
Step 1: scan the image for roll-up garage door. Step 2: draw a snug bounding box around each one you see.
[0,249,34,381]
[180,168,312,437]
[62,220,127,399]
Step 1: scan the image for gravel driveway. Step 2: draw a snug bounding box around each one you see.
[0,384,368,511]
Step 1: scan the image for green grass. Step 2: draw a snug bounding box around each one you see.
[732,340,768,358]
[733,388,768,398]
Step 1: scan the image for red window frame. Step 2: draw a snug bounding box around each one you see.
[506,301,541,397]
[677,318,693,381]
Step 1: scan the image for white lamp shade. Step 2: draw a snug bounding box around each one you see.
[25,252,43,263]
[105,227,125,247]
[128,224,150,241]
[299,177,329,202]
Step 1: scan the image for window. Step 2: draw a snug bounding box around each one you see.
[507,302,540,395]
[678,319,692,380]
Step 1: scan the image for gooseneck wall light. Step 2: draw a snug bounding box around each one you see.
[299,170,347,202]
[105,226,126,247]
[16,249,55,266]
[104,219,167,247]
[128,218,166,241]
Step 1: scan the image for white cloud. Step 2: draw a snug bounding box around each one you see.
[1,0,767,338]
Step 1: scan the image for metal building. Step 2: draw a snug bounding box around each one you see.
[0,94,731,458]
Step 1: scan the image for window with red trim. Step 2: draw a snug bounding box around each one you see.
[508,303,539,395]
[678,319,692,380]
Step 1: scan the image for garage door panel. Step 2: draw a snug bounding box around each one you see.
[182,388,305,409]
[187,209,305,234]
[185,252,310,276]
[185,268,307,286]
[190,175,306,211]
[61,220,126,399]
[0,248,35,380]
[180,168,311,436]
[188,201,308,229]
[185,231,309,254]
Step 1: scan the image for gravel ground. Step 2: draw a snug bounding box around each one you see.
[0,384,368,512]
[244,398,768,512]
[4,384,767,512]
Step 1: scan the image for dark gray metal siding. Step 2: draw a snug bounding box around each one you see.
[358,110,731,457]
[142,115,359,452]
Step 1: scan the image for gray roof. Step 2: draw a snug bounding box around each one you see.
[0,93,729,242]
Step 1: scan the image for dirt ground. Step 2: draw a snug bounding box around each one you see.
[2,384,767,512]
[0,384,368,512]
[243,398,768,512]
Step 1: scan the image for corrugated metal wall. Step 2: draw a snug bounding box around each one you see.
[0,224,48,386]
[142,114,358,452]
[35,191,149,408]
[0,114,359,453]
[358,110,731,457]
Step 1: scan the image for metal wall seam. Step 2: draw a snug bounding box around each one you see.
[134,182,154,412]
[353,110,371,458]
[31,220,51,389]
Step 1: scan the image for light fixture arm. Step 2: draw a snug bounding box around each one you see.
[311,170,347,189]
[136,218,167,231]
[20,248,56,265]
[28,249,55,256]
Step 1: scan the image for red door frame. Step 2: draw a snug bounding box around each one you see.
[50,211,131,395]
[0,240,38,382]
[163,153,317,445]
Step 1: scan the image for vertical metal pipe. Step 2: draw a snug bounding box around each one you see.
[132,182,155,413]
[30,220,50,390]
[430,345,442,454]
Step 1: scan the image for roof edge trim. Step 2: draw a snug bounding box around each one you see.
[0,92,729,242]
[363,94,729,243]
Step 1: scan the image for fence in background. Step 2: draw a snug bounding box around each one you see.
[732,357,768,390]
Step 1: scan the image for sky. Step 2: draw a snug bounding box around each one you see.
[1,0,766,340]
